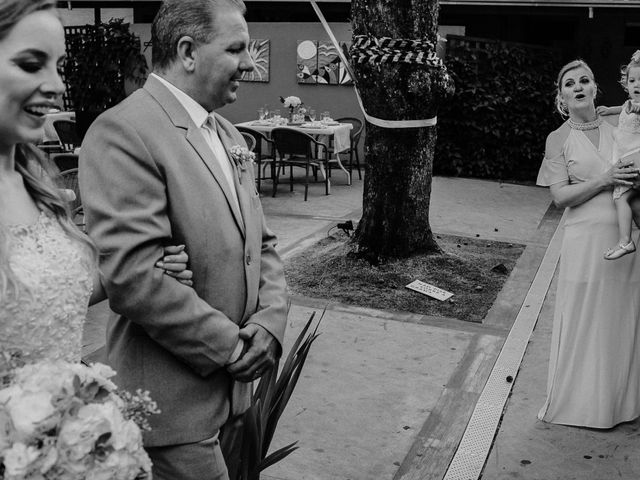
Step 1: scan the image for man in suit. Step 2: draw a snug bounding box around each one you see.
[78,1,288,478]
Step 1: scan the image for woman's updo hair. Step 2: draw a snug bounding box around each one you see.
[555,59,596,117]
[619,50,640,92]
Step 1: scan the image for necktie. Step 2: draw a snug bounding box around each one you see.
[202,116,240,212]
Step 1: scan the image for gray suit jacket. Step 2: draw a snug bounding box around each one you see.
[79,75,288,446]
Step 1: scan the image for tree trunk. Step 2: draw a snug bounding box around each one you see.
[350,0,453,263]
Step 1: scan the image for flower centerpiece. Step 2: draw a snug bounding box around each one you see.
[0,360,158,480]
[279,96,305,124]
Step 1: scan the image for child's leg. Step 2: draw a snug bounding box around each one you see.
[615,190,634,245]
[606,190,638,259]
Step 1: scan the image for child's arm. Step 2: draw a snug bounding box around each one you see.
[596,104,624,116]
[628,101,640,114]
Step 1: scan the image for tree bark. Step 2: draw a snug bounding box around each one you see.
[350,0,454,263]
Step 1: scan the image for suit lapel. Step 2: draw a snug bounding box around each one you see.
[216,117,252,234]
[144,77,246,237]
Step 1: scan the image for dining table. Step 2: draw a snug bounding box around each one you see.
[235,119,354,187]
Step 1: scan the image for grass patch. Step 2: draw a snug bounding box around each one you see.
[284,232,525,323]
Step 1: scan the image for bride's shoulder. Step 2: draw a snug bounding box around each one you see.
[545,122,570,157]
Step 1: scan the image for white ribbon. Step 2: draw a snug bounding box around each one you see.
[309,0,438,128]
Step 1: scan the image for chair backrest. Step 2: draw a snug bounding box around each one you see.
[236,125,273,158]
[335,117,364,145]
[240,132,257,152]
[271,128,314,157]
[52,153,79,172]
[56,168,82,213]
[53,120,81,152]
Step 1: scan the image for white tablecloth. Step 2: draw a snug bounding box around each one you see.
[235,121,353,153]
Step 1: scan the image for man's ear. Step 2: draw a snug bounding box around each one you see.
[176,36,197,72]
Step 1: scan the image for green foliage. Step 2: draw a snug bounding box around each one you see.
[63,18,148,112]
[223,311,322,480]
[434,36,563,182]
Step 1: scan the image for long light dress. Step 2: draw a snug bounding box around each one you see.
[0,211,93,370]
[537,121,640,428]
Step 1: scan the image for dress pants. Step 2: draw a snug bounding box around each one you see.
[146,432,229,480]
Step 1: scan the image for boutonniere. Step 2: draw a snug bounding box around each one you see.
[229,145,256,184]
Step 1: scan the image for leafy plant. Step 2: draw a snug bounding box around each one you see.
[223,311,322,480]
[62,18,148,114]
[435,35,563,182]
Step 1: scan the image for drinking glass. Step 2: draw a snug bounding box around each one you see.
[321,111,330,123]
[257,108,264,120]
[274,109,281,121]
[309,109,316,122]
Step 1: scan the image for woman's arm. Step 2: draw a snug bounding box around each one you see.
[88,245,193,306]
[545,130,637,208]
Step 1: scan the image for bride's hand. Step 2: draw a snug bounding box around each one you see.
[156,245,194,286]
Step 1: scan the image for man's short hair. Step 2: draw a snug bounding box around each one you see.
[151,0,246,71]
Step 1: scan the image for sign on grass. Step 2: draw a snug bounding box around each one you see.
[405,280,453,301]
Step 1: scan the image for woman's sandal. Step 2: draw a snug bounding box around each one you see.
[604,241,636,260]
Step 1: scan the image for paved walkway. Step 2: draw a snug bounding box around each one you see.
[83,174,640,480]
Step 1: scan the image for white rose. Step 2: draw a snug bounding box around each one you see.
[5,391,57,440]
[14,362,76,396]
[58,405,110,463]
[3,442,40,477]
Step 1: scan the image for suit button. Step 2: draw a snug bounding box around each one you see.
[246,254,251,265]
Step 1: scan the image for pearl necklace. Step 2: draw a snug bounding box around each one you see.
[568,116,603,131]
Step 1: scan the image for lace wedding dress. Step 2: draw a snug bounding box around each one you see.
[0,211,93,368]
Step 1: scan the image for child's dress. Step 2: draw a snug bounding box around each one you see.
[613,100,640,199]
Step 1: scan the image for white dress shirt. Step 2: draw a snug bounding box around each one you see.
[151,73,240,212]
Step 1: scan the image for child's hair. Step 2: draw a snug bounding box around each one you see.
[555,59,596,117]
[619,50,640,91]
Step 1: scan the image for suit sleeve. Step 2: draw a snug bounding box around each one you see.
[79,111,240,377]
[247,216,288,352]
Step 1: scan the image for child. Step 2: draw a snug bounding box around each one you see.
[599,51,640,260]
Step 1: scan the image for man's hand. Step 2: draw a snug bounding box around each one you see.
[226,324,279,383]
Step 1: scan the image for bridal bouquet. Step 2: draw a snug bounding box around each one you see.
[0,361,157,480]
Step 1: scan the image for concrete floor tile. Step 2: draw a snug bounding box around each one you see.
[263,303,474,480]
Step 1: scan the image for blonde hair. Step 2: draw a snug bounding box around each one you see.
[0,0,98,298]
[555,59,596,117]
[1,146,98,299]
[619,50,640,93]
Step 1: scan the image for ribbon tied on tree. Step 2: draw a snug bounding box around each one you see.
[309,0,445,129]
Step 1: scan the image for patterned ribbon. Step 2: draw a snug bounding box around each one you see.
[352,35,444,68]
[309,0,438,128]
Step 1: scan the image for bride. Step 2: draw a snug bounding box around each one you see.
[0,0,191,367]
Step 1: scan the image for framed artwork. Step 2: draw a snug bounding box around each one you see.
[297,40,318,84]
[241,39,270,82]
[297,39,352,85]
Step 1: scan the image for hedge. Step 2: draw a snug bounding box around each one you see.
[434,35,563,182]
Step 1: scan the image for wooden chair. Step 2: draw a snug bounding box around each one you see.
[53,119,81,153]
[332,117,364,180]
[56,168,84,230]
[236,125,276,194]
[271,127,329,201]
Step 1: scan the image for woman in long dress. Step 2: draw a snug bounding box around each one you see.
[537,59,640,428]
[0,0,191,368]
